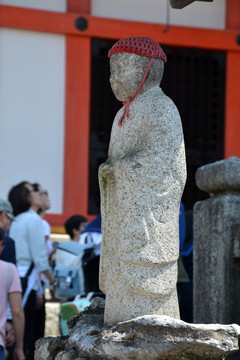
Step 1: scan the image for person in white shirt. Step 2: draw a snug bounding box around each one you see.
[8,181,55,360]
[32,183,55,342]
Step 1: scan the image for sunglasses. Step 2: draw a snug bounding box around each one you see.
[32,189,48,196]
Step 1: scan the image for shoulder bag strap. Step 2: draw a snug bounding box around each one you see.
[25,261,34,277]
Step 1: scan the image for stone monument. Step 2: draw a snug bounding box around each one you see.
[194,157,240,326]
[194,157,240,359]
[34,45,240,360]
[98,36,187,324]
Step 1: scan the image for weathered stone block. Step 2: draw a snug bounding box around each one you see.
[233,224,240,259]
[35,298,240,360]
[194,158,240,326]
[196,157,240,195]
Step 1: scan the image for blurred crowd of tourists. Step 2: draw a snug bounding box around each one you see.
[0,181,193,360]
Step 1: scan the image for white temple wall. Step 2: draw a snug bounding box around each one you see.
[92,0,226,29]
[0,0,66,12]
[0,0,226,29]
[0,28,65,213]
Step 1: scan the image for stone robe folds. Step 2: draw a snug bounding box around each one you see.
[99,86,186,324]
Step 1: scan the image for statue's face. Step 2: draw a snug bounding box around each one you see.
[110,53,140,102]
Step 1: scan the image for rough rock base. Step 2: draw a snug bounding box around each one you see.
[35,298,240,360]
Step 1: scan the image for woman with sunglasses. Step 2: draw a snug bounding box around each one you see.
[8,181,55,360]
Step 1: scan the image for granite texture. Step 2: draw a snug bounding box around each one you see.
[35,336,69,360]
[109,53,164,102]
[196,157,240,195]
[194,194,240,325]
[98,50,186,324]
[35,298,240,360]
[194,157,240,325]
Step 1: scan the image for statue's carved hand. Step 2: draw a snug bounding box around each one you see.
[99,162,113,178]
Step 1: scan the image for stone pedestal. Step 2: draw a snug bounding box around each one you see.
[194,157,240,324]
[35,298,240,360]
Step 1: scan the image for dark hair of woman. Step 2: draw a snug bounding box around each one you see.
[64,215,88,239]
[8,181,31,216]
[32,183,42,214]
[0,227,5,241]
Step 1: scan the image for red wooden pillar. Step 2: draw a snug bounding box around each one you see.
[63,0,91,218]
[226,0,240,30]
[225,0,240,158]
[67,0,91,13]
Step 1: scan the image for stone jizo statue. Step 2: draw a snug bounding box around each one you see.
[99,36,186,325]
[35,37,240,360]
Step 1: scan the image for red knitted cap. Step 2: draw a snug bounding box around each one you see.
[108,36,167,63]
